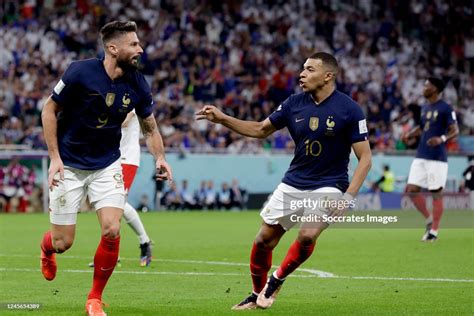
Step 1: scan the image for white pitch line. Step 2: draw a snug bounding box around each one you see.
[0,254,333,278]
[0,254,473,283]
[338,275,474,283]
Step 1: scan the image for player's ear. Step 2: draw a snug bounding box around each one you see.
[325,71,334,82]
[106,43,119,57]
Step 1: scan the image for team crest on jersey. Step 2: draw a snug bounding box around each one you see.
[309,117,319,131]
[326,116,335,129]
[426,111,432,119]
[122,93,131,107]
[106,93,115,107]
[433,110,438,120]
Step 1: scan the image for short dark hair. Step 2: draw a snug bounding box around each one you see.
[308,52,339,73]
[427,77,446,93]
[100,21,137,45]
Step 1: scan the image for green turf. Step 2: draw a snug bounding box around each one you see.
[0,211,473,315]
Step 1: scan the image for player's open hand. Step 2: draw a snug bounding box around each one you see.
[327,205,347,219]
[155,158,173,182]
[426,136,443,146]
[48,157,64,190]
[195,105,224,123]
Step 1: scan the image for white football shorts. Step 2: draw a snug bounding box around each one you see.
[49,159,125,225]
[407,158,448,190]
[260,183,342,231]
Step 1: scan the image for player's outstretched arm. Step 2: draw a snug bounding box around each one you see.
[402,126,421,144]
[41,96,64,189]
[195,105,276,138]
[138,114,173,182]
[346,140,372,196]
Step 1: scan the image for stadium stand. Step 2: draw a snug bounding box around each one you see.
[1,0,472,154]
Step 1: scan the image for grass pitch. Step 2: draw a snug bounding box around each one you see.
[0,211,473,315]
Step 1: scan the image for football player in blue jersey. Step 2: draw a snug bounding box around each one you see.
[196,52,372,310]
[39,21,173,316]
[403,77,458,242]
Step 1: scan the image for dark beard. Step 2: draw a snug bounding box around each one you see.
[117,57,139,72]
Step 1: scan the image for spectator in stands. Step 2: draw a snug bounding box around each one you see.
[0,1,471,153]
[217,182,232,210]
[164,182,182,210]
[180,179,196,210]
[230,179,246,209]
[195,180,207,210]
[204,180,217,210]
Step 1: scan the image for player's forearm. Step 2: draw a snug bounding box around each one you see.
[139,114,166,160]
[145,133,166,161]
[406,126,421,139]
[445,124,459,141]
[346,152,372,196]
[41,97,61,159]
[220,115,266,138]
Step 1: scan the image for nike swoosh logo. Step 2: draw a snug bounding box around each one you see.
[100,266,114,272]
[295,118,305,122]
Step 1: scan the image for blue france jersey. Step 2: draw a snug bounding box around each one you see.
[416,100,456,162]
[51,58,153,170]
[269,91,368,191]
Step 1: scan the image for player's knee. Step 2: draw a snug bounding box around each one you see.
[101,222,121,238]
[254,234,277,250]
[406,184,420,194]
[297,231,320,245]
[53,237,73,253]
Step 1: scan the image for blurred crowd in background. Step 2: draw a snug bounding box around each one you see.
[0,158,39,212]
[1,0,473,154]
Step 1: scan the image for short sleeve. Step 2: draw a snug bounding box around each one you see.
[445,103,457,126]
[268,97,291,130]
[134,75,154,119]
[51,62,80,106]
[349,103,368,143]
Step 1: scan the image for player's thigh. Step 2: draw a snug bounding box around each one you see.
[122,164,138,193]
[255,221,286,248]
[301,186,342,232]
[426,160,448,190]
[49,167,86,226]
[260,183,304,231]
[87,159,126,211]
[297,223,329,244]
[407,158,428,189]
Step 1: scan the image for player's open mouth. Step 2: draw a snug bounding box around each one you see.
[299,81,305,87]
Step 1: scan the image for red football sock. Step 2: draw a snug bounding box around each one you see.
[276,240,315,279]
[5,201,11,213]
[250,241,272,294]
[431,197,443,231]
[88,236,120,300]
[41,231,55,255]
[18,198,28,212]
[410,193,431,219]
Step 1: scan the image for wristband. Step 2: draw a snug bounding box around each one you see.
[441,135,447,143]
[342,192,356,209]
